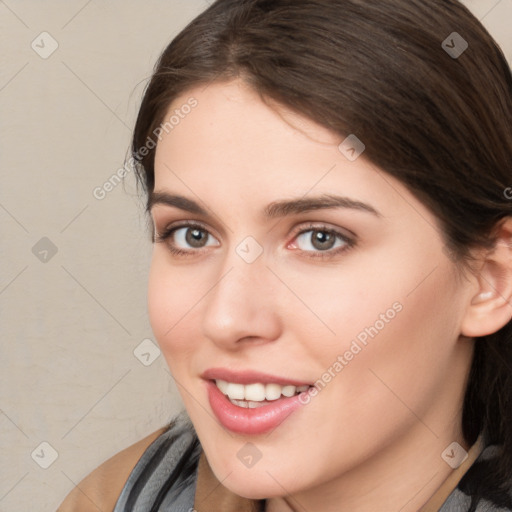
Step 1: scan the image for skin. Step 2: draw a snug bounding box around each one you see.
[147,79,512,512]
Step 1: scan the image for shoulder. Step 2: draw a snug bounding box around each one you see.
[57,425,170,512]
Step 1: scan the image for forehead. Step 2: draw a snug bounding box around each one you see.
[155,79,340,172]
[158,81,341,185]
[151,80,431,228]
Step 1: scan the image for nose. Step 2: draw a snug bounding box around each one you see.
[201,252,282,350]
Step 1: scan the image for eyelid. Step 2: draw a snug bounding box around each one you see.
[151,207,227,239]
[288,222,356,244]
[155,219,219,240]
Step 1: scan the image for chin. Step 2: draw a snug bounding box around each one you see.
[209,459,301,500]
[222,475,287,501]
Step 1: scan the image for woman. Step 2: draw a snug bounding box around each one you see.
[59,0,512,510]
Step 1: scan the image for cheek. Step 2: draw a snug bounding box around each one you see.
[275,257,406,364]
[285,247,461,392]
[147,253,205,364]
[319,262,463,424]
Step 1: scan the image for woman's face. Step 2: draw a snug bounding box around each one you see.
[148,80,475,501]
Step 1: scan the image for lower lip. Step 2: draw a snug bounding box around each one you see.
[206,380,307,435]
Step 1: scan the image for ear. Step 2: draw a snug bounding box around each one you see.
[461,217,512,337]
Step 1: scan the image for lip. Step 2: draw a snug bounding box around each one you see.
[205,379,307,435]
[201,367,312,387]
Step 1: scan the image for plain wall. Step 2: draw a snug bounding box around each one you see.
[1,1,511,510]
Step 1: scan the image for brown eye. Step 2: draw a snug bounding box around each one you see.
[185,227,209,248]
[168,225,220,251]
[310,230,336,250]
[295,228,347,252]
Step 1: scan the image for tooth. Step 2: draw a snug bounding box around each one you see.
[247,401,260,408]
[265,383,282,400]
[245,383,266,401]
[281,385,297,397]
[220,380,306,401]
[216,379,229,395]
[231,399,249,408]
[226,382,245,400]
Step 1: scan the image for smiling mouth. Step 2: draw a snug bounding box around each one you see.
[204,374,312,434]
[214,379,311,408]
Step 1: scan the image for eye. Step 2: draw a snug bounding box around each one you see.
[155,222,220,255]
[173,226,218,249]
[289,225,354,257]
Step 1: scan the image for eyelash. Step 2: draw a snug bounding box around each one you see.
[154,220,356,260]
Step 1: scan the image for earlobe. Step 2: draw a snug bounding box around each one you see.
[461,218,512,338]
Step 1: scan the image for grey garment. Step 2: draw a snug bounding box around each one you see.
[439,444,512,512]
[113,412,201,512]
[441,491,510,512]
[115,416,512,512]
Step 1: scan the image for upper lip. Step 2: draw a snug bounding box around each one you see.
[201,368,312,387]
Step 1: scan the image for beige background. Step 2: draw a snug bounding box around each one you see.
[0,1,511,510]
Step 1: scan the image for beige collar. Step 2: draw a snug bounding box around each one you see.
[419,434,485,512]
[194,435,485,512]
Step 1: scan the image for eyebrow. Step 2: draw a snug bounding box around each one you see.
[148,192,207,215]
[148,191,381,218]
[264,194,381,218]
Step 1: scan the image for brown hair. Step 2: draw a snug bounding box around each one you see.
[131,0,512,494]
